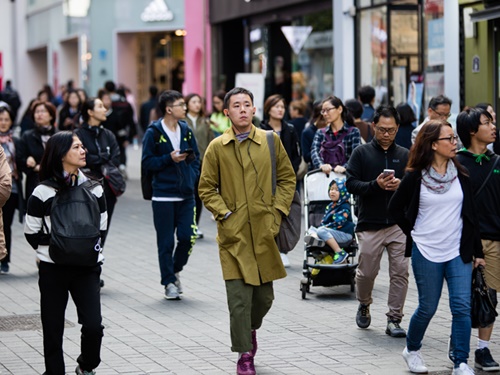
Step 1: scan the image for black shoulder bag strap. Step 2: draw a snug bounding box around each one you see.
[475,156,500,198]
[266,131,277,195]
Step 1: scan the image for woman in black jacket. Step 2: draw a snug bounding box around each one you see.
[260,94,301,173]
[0,107,23,274]
[75,98,121,231]
[18,101,56,202]
[388,120,484,374]
[58,89,82,130]
[260,94,301,268]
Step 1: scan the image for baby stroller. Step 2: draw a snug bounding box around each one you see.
[300,170,358,299]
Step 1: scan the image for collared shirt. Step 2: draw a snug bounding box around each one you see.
[311,122,361,169]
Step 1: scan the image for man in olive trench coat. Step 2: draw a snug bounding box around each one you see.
[199,87,296,375]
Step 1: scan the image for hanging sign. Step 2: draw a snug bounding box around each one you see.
[281,26,313,55]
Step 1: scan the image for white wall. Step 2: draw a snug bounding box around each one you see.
[333,0,355,100]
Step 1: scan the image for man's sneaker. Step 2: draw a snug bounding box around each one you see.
[385,319,406,337]
[196,229,204,239]
[356,303,371,328]
[236,353,255,375]
[452,363,475,375]
[99,279,104,288]
[448,336,455,363]
[0,262,9,274]
[475,347,500,371]
[75,365,96,375]
[174,273,183,294]
[333,250,348,264]
[304,233,325,248]
[280,253,290,268]
[250,330,257,357]
[402,347,428,374]
[164,283,180,300]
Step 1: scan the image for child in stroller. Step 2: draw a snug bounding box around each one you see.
[304,178,354,265]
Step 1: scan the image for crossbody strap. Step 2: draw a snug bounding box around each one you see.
[475,156,500,198]
[266,131,276,195]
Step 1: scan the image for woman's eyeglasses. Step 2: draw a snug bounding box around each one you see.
[320,107,336,115]
[437,135,459,143]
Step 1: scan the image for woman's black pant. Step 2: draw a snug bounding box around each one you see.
[1,192,17,263]
[38,261,103,375]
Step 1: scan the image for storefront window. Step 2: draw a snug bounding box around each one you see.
[359,7,388,107]
[250,26,268,77]
[423,0,444,108]
[292,9,333,103]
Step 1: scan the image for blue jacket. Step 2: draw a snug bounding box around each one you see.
[141,119,200,199]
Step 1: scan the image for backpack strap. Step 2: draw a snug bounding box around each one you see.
[475,156,500,198]
[266,131,277,195]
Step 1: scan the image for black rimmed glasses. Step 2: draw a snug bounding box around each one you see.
[437,135,459,143]
[170,102,187,109]
[320,107,336,115]
[375,126,397,135]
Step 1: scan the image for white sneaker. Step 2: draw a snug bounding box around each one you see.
[164,283,180,300]
[280,253,291,268]
[402,347,428,374]
[452,363,474,375]
[174,273,183,294]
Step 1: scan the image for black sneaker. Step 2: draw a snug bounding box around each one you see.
[356,303,371,328]
[385,319,406,337]
[475,347,500,371]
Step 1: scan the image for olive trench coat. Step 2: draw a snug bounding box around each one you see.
[199,126,296,286]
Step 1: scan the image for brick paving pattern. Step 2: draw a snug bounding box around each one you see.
[0,147,494,374]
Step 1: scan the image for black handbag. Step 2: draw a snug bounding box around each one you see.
[101,162,126,197]
[471,265,498,328]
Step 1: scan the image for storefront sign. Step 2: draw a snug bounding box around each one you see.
[235,73,265,120]
[304,31,333,50]
[427,18,444,66]
[281,26,312,55]
[141,0,174,22]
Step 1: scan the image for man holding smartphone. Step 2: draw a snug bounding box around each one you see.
[142,90,200,300]
[346,105,410,337]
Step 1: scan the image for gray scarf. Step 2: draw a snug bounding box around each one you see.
[421,161,458,194]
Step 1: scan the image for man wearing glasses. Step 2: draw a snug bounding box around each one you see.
[411,95,453,144]
[346,105,410,338]
[142,90,200,300]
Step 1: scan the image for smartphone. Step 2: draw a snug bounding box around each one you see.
[180,148,194,155]
[383,169,395,177]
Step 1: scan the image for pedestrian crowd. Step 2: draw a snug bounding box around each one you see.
[0,78,499,375]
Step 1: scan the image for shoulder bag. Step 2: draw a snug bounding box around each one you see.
[266,131,301,253]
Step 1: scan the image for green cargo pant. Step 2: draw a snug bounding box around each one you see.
[225,279,274,353]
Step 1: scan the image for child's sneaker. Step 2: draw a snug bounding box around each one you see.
[304,232,325,247]
[333,250,348,264]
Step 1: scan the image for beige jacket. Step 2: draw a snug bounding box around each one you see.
[0,146,12,260]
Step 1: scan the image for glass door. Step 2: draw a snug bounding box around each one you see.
[388,6,421,107]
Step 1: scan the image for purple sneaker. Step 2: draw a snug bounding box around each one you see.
[251,330,257,357]
[236,353,255,375]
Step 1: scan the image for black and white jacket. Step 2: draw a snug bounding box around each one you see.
[24,171,108,263]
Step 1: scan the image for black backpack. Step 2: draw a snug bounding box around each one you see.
[141,126,161,200]
[43,179,102,266]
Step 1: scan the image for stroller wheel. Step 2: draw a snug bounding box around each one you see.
[300,278,309,299]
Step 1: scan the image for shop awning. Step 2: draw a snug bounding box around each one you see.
[470,6,500,22]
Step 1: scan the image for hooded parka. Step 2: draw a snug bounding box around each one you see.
[199,125,296,286]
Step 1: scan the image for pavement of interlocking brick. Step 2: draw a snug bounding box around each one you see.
[0,146,495,375]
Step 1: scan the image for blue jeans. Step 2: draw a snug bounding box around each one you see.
[152,199,196,286]
[407,243,472,366]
